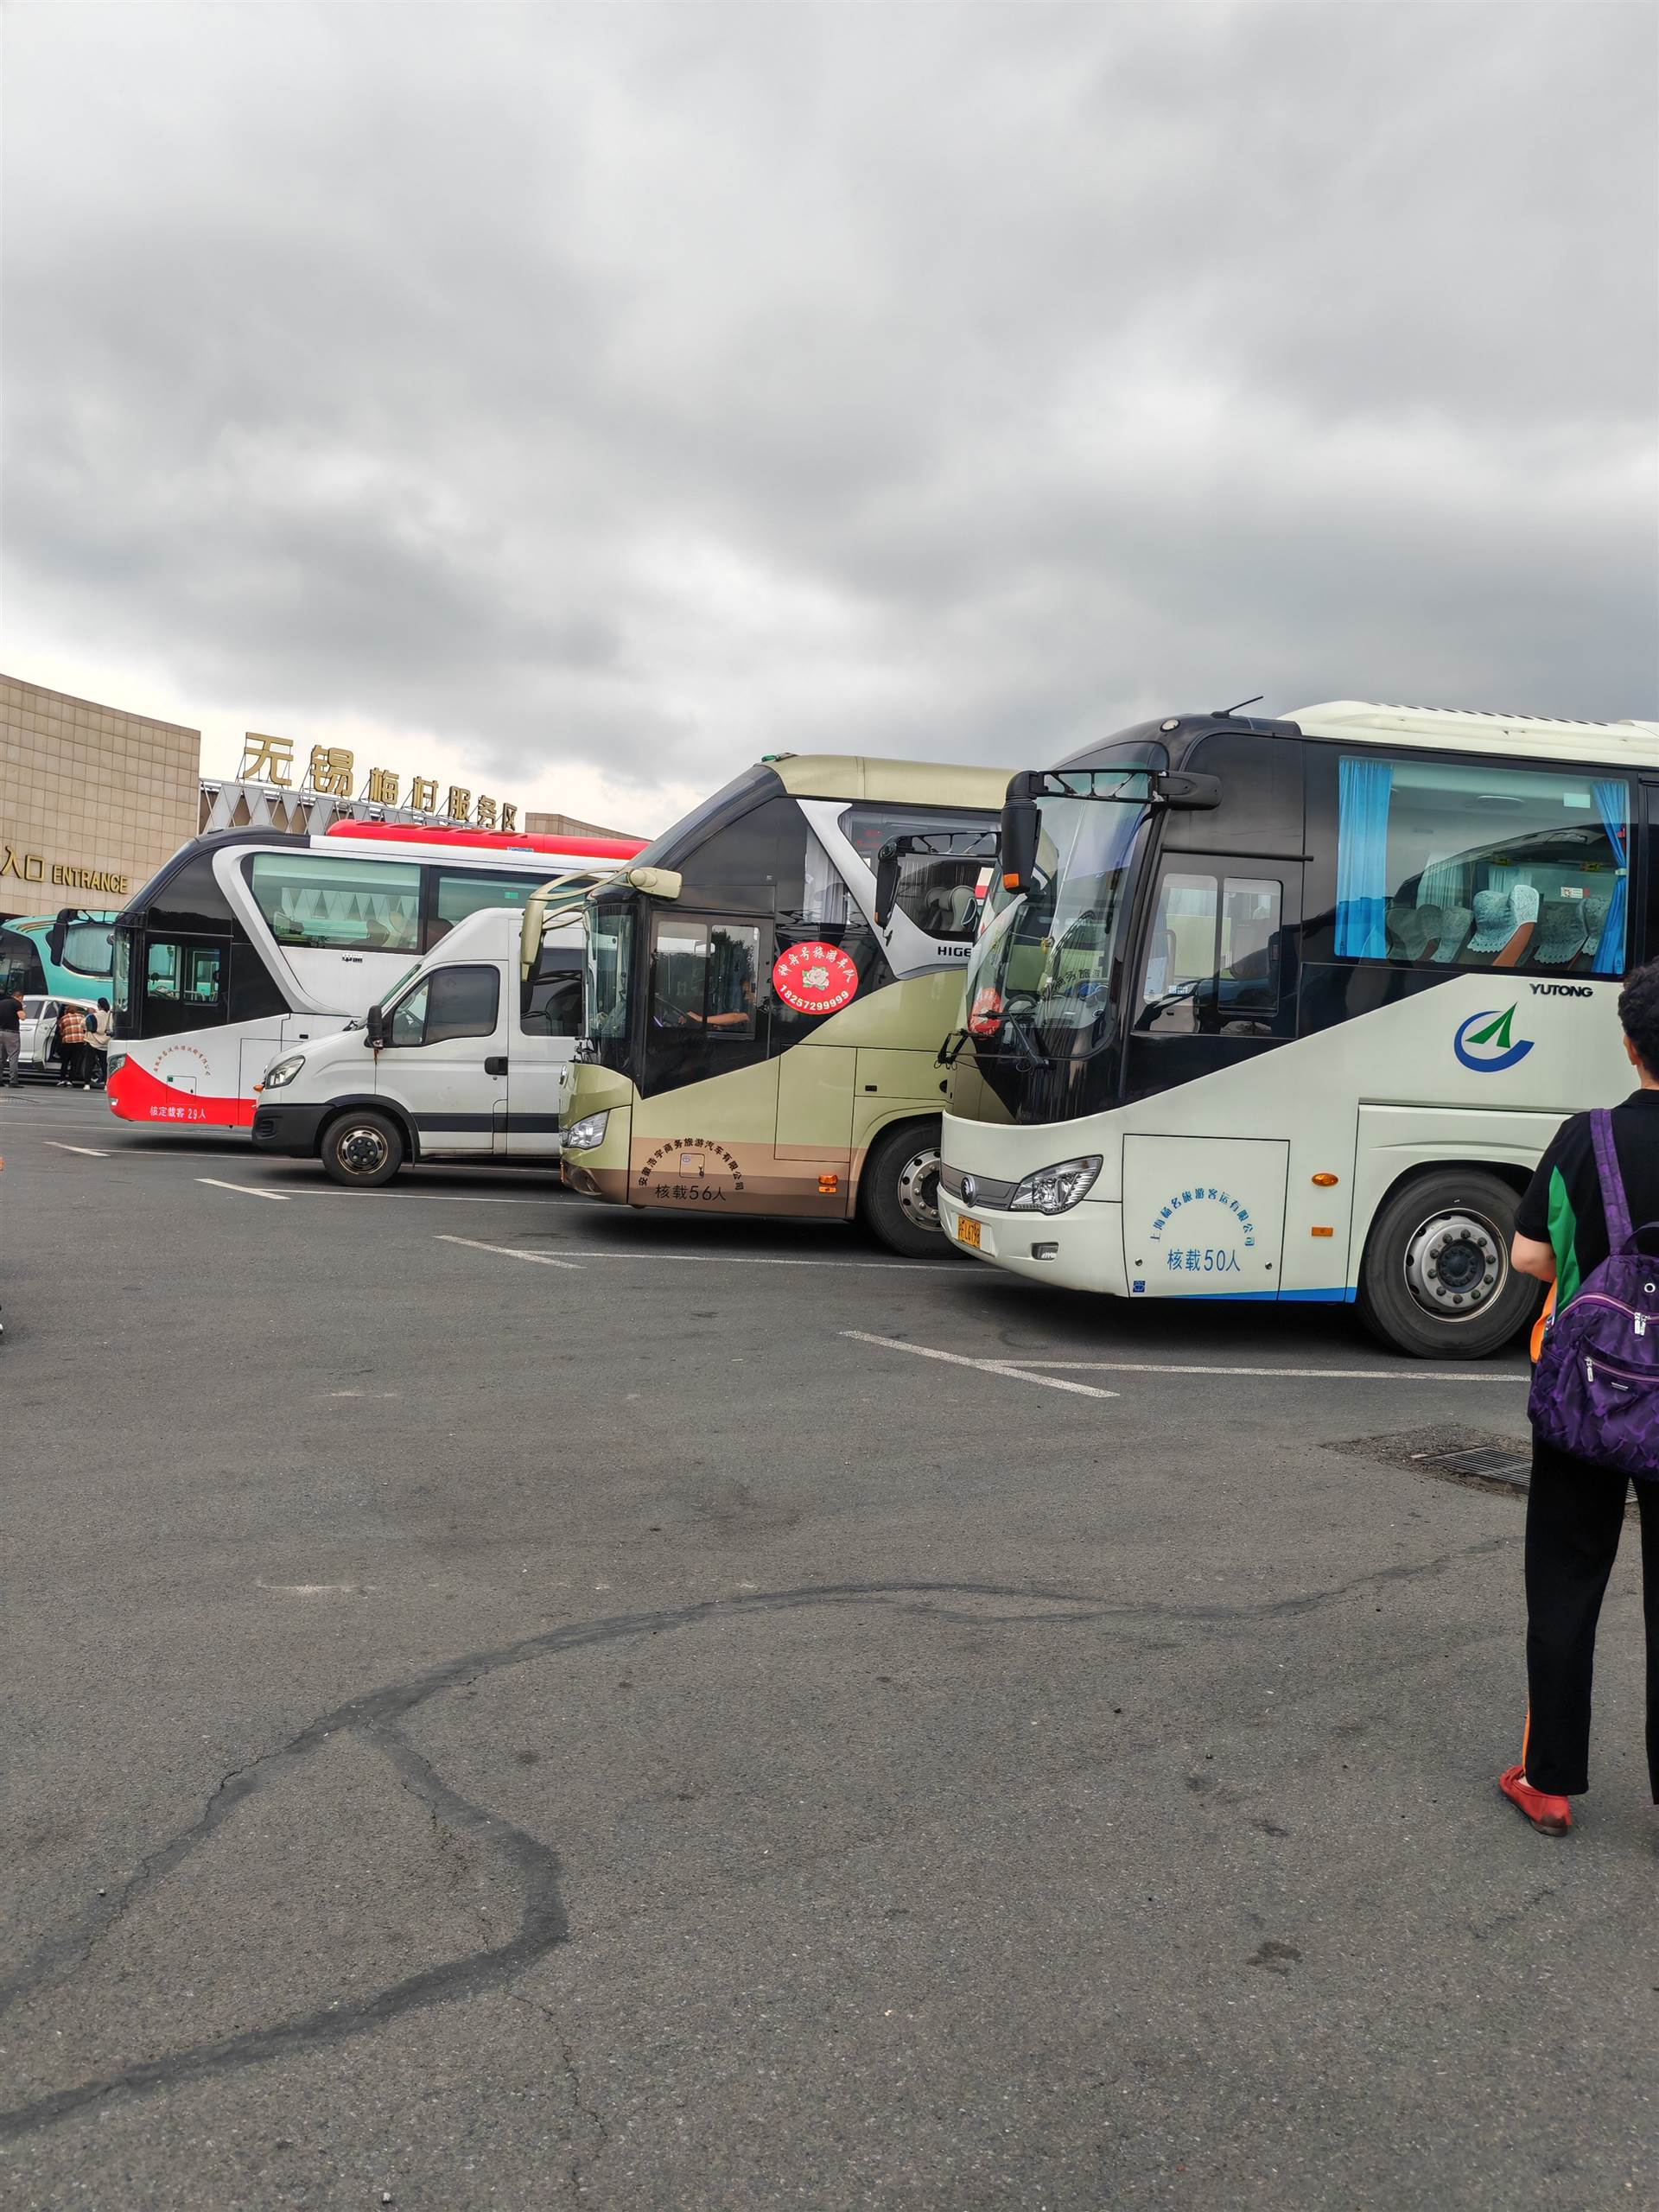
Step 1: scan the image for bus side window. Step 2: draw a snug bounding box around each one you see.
[1330,753,1630,976]
[1141,873,1281,1033]
[651,919,760,1039]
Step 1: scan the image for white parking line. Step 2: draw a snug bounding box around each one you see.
[842,1330,1121,1400]
[1011,1359,1526,1382]
[273,1187,552,1205]
[197,1178,290,1202]
[44,1141,112,1157]
[436,1234,584,1269]
[437,1236,965,1272]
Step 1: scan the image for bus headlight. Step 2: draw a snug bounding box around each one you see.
[563,1110,609,1152]
[262,1054,306,1091]
[106,1052,126,1077]
[1008,1154,1102,1215]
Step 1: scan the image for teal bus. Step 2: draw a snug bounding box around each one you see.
[0,910,119,1000]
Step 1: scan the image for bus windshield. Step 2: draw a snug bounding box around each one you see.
[964,791,1150,1061]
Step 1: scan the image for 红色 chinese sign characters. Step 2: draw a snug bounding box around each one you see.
[237,736,517,830]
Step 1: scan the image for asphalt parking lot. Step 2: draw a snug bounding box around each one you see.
[3,1089,1656,2210]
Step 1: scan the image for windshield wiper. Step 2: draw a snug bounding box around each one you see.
[1002,1012,1050,1069]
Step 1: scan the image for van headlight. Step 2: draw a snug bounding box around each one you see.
[563,1110,609,1151]
[262,1054,306,1091]
[1008,1154,1102,1215]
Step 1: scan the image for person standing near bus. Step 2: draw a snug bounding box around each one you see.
[1503,960,1659,1836]
[86,997,112,1089]
[0,988,21,1087]
[55,1001,90,1089]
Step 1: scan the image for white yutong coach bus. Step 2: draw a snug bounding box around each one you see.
[938,701,1659,1357]
[106,823,643,1129]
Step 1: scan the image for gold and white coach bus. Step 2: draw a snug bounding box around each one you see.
[938,701,1659,1357]
[560,753,1007,1254]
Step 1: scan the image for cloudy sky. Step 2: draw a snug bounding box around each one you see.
[3,3,1656,835]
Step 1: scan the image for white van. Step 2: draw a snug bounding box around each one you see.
[248,897,582,1185]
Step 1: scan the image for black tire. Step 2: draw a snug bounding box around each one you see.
[321,1108,406,1188]
[1357,1166,1541,1359]
[859,1120,950,1258]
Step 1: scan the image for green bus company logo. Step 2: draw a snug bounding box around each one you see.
[1452,1003,1535,1074]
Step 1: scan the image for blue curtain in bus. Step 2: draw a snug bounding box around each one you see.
[1592,780,1628,976]
[1335,756,1393,959]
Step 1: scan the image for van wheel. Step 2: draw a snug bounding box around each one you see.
[860,1122,948,1258]
[1357,1167,1541,1359]
[321,1109,405,1188]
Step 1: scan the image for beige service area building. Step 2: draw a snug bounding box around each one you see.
[0,673,201,922]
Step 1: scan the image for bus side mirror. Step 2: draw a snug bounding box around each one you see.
[47,908,75,963]
[626,866,682,900]
[1154,771,1221,810]
[874,844,900,931]
[999,798,1039,895]
[366,1003,387,1047]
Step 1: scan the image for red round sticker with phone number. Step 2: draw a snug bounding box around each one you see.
[772,941,861,1015]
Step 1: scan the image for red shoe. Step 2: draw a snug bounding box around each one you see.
[1500,1764,1572,1836]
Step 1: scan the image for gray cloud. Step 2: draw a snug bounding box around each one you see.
[3,2,1655,815]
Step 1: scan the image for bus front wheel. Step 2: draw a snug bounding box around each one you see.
[860,1121,946,1259]
[1357,1167,1541,1360]
[321,1109,406,1189]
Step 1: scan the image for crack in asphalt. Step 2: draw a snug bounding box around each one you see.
[0,1554,1512,2142]
[504,1992,612,2201]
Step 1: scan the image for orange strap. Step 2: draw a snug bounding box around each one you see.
[1530,1284,1556,1366]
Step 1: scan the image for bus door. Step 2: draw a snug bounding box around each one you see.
[1124,858,1300,1099]
[1119,856,1301,1299]
[641,912,777,1192]
[138,933,232,1084]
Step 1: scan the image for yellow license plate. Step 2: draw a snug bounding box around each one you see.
[957,1215,982,1249]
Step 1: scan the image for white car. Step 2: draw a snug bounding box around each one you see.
[18,995,103,1079]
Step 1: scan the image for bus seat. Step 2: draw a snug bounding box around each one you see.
[1573,896,1611,970]
[1492,884,1540,969]
[1385,904,1439,961]
[1463,887,1535,967]
[1530,899,1587,969]
[1431,905,1472,963]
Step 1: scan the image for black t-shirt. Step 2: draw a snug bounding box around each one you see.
[1516,1090,1659,1307]
[0,992,22,1032]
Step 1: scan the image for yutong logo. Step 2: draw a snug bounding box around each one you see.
[1453,1004,1535,1074]
[1529,982,1593,999]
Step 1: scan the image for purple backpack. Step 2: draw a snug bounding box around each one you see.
[1529,1109,1659,1478]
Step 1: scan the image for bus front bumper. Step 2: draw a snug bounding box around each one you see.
[251,1102,329,1155]
[936,1190,1127,1294]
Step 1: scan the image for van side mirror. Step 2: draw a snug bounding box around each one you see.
[998,797,1039,896]
[874,842,901,930]
[366,1003,387,1047]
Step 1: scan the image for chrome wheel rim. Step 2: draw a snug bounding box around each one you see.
[1404,1206,1506,1319]
[895,1144,942,1232]
[336,1122,391,1178]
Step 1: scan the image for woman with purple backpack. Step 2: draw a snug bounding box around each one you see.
[1503,960,1659,1837]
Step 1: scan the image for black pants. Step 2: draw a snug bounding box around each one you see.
[1524,1438,1659,1798]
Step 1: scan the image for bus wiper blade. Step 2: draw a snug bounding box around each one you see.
[1004,1014,1050,1068]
